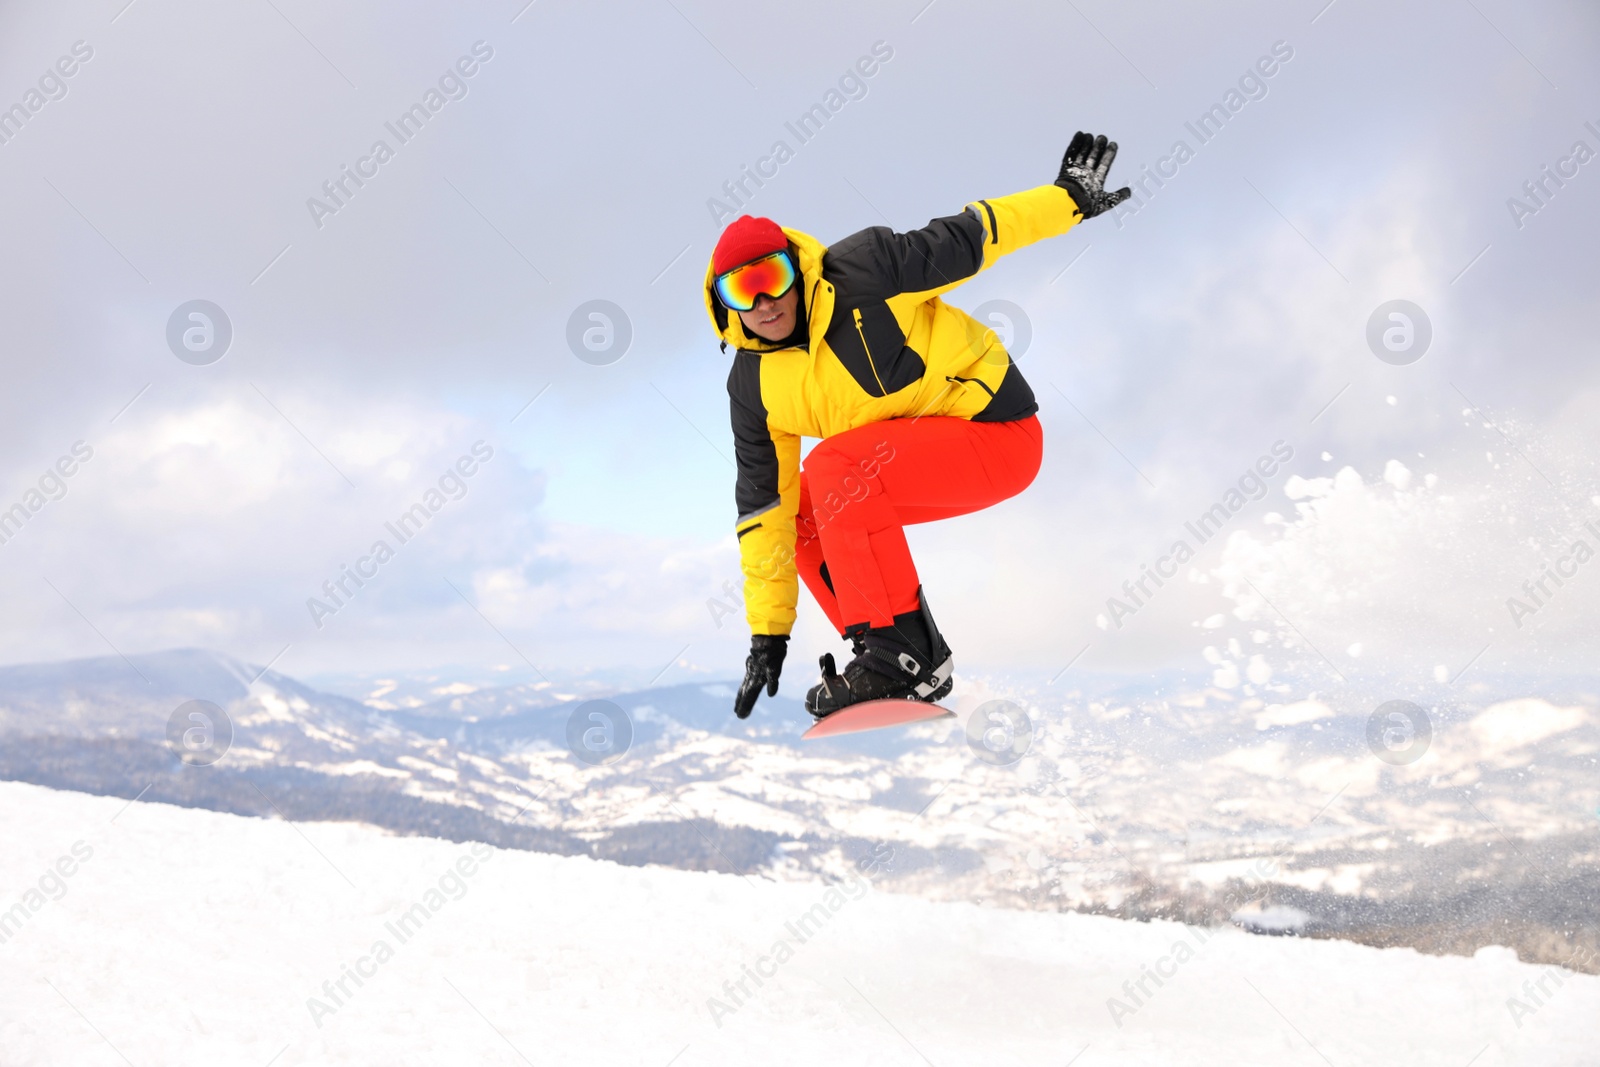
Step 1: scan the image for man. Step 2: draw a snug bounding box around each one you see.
[707,132,1130,719]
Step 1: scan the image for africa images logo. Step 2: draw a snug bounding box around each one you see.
[1098,441,1293,630]
[705,41,894,226]
[306,442,494,629]
[306,42,494,229]
[0,40,94,148]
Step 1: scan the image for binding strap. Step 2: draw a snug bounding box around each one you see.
[862,644,952,699]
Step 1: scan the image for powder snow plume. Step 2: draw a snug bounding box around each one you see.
[1198,422,1600,704]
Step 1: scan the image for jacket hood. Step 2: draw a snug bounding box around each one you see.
[703,226,833,353]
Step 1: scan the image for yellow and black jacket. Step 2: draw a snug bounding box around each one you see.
[704,183,1084,636]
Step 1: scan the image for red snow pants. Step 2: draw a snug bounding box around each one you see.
[795,414,1043,633]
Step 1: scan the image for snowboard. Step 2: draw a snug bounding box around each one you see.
[801,698,955,740]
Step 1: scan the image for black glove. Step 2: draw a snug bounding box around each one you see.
[734,634,788,719]
[1054,131,1132,219]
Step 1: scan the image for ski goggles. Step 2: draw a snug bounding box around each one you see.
[713,250,797,312]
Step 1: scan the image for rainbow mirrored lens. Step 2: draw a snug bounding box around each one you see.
[715,252,796,312]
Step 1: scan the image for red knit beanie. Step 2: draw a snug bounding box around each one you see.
[712,215,787,275]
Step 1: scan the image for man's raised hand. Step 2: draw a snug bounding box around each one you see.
[1055,131,1132,219]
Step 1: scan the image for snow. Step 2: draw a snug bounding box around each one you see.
[1231,903,1311,933]
[1212,451,1600,676]
[2,782,1596,1065]
[1217,741,1288,777]
[1470,699,1588,753]
[300,760,411,779]
[1253,698,1334,730]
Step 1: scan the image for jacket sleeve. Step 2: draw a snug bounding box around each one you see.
[823,184,1083,303]
[728,352,801,636]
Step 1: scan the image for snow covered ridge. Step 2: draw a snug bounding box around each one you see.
[0,648,1597,981]
[2,781,1597,1066]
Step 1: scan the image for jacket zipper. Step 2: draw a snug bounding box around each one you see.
[853,308,888,395]
[946,374,996,399]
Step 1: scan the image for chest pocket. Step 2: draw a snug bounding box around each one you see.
[824,300,926,398]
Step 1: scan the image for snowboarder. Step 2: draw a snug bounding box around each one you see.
[708,132,1131,720]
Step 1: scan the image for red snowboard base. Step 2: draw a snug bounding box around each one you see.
[801,698,955,740]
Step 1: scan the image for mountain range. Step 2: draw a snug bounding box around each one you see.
[0,647,1595,973]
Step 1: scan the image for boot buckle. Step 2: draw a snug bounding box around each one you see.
[912,654,954,699]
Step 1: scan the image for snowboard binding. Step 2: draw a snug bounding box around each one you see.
[806,585,953,719]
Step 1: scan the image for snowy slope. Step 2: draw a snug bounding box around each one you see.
[1,781,1595,1066]
[3,650,1598,974]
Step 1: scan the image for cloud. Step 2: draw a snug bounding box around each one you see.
[2,1,1596,681]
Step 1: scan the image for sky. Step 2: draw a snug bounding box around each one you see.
[1,0,1598,695]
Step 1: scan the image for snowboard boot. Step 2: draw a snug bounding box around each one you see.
[805,585,954,719]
